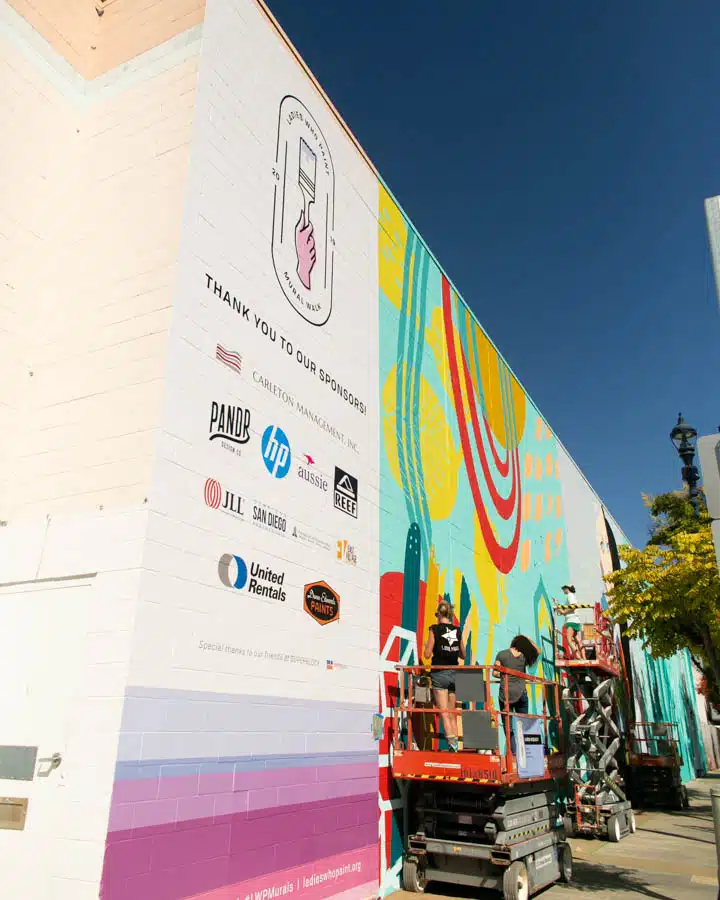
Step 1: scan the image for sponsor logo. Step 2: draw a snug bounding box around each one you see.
[326,659,348,671]
[271,95,335,327]
[209,401,251,455]
[204,478,245,519]
[252,501,287,536]
[297,452,328,492]
[334,466,358,518]
[252,370,360,452]
[304,580,340,625]
[261,425,292,478]
[292,524,332,552]
[336,540,357,566]
[218,554,286,602]
[216,343,242,375]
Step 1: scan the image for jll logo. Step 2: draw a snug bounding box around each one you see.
[204,478,245,518]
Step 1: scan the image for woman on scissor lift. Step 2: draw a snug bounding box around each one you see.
[423,601,466,752]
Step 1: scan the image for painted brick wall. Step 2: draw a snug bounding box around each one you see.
[0,507,148,899]
[0,1,202,521]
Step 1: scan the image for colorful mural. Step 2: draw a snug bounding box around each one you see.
[377,186,571,891]
[375,187,706,893]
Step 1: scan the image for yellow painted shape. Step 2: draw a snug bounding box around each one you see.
[520,539,531,571]
[534,495,543,521]
[381,364,462,521]
[524,453,533,479]
[545,453,553,477]
[535,457,543,480]
[378,185,408,312]
[474,512,507,664]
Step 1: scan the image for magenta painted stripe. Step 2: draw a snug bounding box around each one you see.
[108,766,378,832]
[101,796,377,900]
[184,846,378,900]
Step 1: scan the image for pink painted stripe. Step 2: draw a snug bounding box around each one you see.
[185,844,378,900]
[108,765,378,831]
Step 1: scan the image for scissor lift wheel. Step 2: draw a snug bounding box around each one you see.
[607,814,621,843]
[402,858,426,893]
[559,843,573,882]
[503,861,529,900]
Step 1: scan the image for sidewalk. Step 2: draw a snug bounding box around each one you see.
[390,775,719,900]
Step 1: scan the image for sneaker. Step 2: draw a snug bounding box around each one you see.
[448,739,459,752]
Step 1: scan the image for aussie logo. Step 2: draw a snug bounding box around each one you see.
[297,452,328,492]
[304,580,340,625]
[261,425,292,478]
[204,478,245,519]
[218,554,286,602]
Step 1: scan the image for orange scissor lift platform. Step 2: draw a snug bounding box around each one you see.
[555,603,635,842]
[625,721,688,810]
[391,664,572,900]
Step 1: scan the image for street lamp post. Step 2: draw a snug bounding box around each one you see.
[670,413,700,515]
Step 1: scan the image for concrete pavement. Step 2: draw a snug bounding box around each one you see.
[390,775,720,900]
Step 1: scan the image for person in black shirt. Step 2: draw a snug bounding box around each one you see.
[423,601,466,752]
[494,635,539,755]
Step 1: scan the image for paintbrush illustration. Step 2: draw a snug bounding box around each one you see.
[298,137,317,224]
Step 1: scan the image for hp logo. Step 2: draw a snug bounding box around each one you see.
[261,425,291,478]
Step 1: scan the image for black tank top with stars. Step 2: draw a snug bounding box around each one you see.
[431,622,461,667]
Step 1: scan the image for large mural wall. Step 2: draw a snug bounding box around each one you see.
[97,2,705,899]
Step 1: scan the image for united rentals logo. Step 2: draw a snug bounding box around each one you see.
[261,425,292,478]
[252,501,287,536]
[304,580,340,625]
[216,343,242,375]
[218,554,286,602]
[333,466,358,518]
[336,540,357,566]
[297,452,328,493]
[209,401,251,456]
[204,478,245,519]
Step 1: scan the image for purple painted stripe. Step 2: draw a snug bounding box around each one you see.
[109,767,378,832]
[111,762,377,807]
[102,794,377,900]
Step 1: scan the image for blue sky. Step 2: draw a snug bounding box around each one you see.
[266,0,720,547]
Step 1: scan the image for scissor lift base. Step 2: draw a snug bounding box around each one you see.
[564,799,634,842]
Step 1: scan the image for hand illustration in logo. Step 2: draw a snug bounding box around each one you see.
[295,210,316,290]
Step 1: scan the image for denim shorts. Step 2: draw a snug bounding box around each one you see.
[431,669,456,692]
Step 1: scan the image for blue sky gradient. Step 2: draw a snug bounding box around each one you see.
[266,0,720,546]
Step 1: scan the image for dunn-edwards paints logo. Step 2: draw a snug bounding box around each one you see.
[271,96,335,327]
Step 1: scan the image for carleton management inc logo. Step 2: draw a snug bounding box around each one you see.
[271,96,335,327]
[218,554,286,602]
[304,580,340,625]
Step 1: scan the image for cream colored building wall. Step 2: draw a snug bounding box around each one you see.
[0,2,204,896]
[0,0,202,522]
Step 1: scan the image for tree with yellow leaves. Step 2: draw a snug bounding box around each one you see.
[606,491,720,698]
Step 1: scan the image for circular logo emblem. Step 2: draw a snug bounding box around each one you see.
[261,425,292,479]
[218,554,248,590]
[204,478,222,509]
